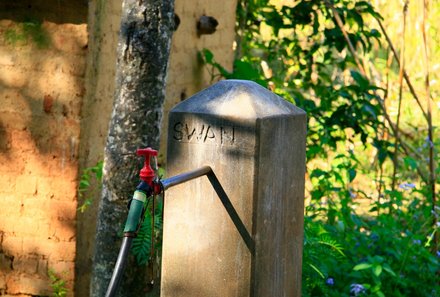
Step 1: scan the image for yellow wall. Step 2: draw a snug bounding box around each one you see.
[0,0,238,295]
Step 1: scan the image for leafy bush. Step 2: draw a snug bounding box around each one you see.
[202,0,439,295]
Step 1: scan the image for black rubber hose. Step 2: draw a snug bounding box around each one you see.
[104,237,133,297]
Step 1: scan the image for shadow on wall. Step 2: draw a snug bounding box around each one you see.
[0,19,87,157]
[0,0,88,25]
[0,201,77,295]
[0,1,88,296]
[0,122,8,152]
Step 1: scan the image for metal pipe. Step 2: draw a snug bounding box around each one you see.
[160,166,253,252]
[105,237,133,297]
[105,166,212,297]
[161,166,212,190]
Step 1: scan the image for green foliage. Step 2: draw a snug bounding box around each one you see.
[304,166,440,296]
[131,195,163,266]
[48,269,68,297]
[203,0,386,159]
[302,217,345,296]
[202,0,439,296]
[200,48,268,87]
[77,161,103,213]
[4,19,50,48]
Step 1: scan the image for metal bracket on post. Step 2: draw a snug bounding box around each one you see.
[162,79,306,297]
[106,163,255,297]
[161,166,255,254]
[106,79,307,297]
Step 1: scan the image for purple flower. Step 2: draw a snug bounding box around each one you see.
[436,251,440,258]
[350,284,366,296]
[425,136,434,148]
[399,182,416,190]
[413,239,421,245]
[326,277,334,286]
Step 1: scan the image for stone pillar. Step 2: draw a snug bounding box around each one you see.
[162,80,306,296]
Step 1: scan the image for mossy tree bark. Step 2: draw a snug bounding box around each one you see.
[90,0,174,296]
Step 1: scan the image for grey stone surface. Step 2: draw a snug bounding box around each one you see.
[162,80,306,297]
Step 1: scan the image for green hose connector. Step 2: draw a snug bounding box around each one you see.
[123,190,147,234]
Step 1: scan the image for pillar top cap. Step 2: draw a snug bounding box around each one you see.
[171,79,305,120]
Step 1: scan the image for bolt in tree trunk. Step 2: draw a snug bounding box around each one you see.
[90,0,174,296]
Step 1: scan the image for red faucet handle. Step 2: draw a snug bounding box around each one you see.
[136,148,158,185]
[136,148,158,158]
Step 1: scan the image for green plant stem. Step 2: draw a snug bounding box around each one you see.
[234,0,249,61]
[376,50,394,214]
[374,16,429,122]
[327,0,429,187]
[422,0,437,250]
[381,105,429,183]
[325,1,367,75]
[391,1,408,193]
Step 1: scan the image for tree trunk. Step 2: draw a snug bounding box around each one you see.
[90,0,174,296]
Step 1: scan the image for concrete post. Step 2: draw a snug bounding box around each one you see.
[162,80,306,296]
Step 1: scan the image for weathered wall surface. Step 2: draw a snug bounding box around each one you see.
[160,0,238,160]
[0,19,87,296]
[75,0,122,295]
[76,0,238,295]
[0,0,237,295]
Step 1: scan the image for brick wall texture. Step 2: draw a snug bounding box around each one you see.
[0,0,237,295]
[0,20,87,296]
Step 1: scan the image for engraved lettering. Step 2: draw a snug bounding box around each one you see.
[173,122,183,141]
[197,125,205,141]
[185,124,196,141]
[172,121,237,146]
[204,126,215,142]
[220,125,235,145]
